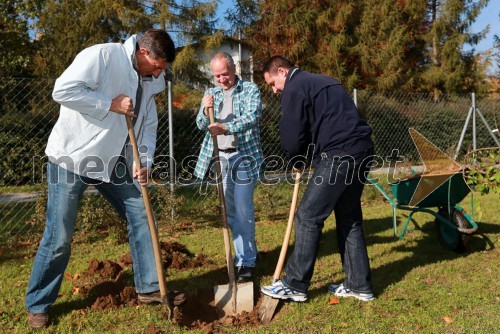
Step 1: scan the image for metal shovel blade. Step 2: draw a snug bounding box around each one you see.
[214,282,254,316]
[259,295,280,324]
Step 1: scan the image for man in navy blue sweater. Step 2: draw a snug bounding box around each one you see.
[260,56,375,302]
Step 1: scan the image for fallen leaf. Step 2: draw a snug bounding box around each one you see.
[0,311,4,316]
[80,310,86,315]
[342,322,348,328]
[57,294,65,298]
[73,287,80,295]
[443,316,453,324]
[64,273,72,281]
[73,273,80,280]
[328,297,340,305]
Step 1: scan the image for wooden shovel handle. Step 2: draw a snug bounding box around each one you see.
[207,107,237,313]
[273,171,301,281]
[125,116,168,299]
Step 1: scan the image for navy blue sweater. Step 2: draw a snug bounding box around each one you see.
[279,68,373,164]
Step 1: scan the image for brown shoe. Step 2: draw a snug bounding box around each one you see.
[28,312,49,328]
[138,290,186,306]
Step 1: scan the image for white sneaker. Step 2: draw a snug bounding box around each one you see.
[261,280,307,302]
[328,283,375,301]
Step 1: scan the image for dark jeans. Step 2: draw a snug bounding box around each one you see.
[282,147,374,294]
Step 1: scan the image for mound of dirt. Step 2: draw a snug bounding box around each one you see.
[160,241,210,270]
[72,241,263,332]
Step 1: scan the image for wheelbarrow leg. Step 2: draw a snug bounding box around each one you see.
[392,207,398,237]
[399,212,415,240]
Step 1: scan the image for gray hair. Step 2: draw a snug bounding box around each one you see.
[211,52,235,68]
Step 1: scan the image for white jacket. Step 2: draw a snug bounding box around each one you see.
[46,34,164,183]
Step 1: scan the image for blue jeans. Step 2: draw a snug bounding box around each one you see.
[26,161,159,313]
[282,148,374,294]
[218,152,257,267]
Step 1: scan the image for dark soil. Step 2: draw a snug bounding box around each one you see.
[72,241,262,332]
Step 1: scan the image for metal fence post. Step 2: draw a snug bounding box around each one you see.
[472,93,477,152]
[167,77,175,221]
[454,94,475,159]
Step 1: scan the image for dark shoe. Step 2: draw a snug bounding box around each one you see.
[28,312,49,328]
[237,266,254,282]
[138,290,186,306]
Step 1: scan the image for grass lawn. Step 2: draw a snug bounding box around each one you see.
[0,180,498,333]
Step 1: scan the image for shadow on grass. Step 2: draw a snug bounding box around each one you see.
[307,216,497,299]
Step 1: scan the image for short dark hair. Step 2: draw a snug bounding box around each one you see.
[138,28,176,63]
[262,56,294,75]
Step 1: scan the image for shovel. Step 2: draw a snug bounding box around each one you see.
[125,115,173,319]
[259,171,301,324]
[207,107,254,316]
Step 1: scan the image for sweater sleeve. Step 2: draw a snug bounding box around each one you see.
[279,90,312,158]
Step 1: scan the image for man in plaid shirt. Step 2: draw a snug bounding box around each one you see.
[194,52,263,281]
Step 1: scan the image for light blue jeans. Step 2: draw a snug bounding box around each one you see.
[219,152,257,267]
[26,161,159,314]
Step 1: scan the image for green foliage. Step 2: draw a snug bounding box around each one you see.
[150,186,185,235]
[0,113,55,186]
[32,0,153,77]
[0,1,36,77]
[172,45,212,87]
[420,0,490,97]
[464,148,500,195]
[77,193,127,244]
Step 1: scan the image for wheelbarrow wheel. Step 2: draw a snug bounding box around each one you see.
[435,208,472,253]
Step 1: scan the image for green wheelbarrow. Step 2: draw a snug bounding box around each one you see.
[367,172,478,252]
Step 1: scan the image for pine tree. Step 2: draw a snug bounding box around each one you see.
[421,0,489,98]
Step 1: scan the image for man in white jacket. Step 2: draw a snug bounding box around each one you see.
[25,29,181,328]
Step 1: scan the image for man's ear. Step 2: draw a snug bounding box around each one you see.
[138,47,149,56]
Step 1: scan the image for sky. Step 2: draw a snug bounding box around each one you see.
[468,1,499,74]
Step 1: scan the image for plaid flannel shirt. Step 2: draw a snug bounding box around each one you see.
[194,78,263,181]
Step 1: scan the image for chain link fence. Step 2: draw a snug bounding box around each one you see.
[1,78,499,235]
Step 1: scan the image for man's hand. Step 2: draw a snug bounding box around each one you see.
[133,166,150,186]
[110,94,137,118]
[208,123,226,137]
[202,95,214,116]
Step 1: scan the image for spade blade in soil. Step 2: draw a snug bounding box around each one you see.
[259,295,280,324]
[214,282,253,316]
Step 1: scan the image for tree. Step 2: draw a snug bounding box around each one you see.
[31,0,153,77]
[248,0,491,94]
[421,0,490,98]
[31,0,219,79]
[0,1,38,77]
